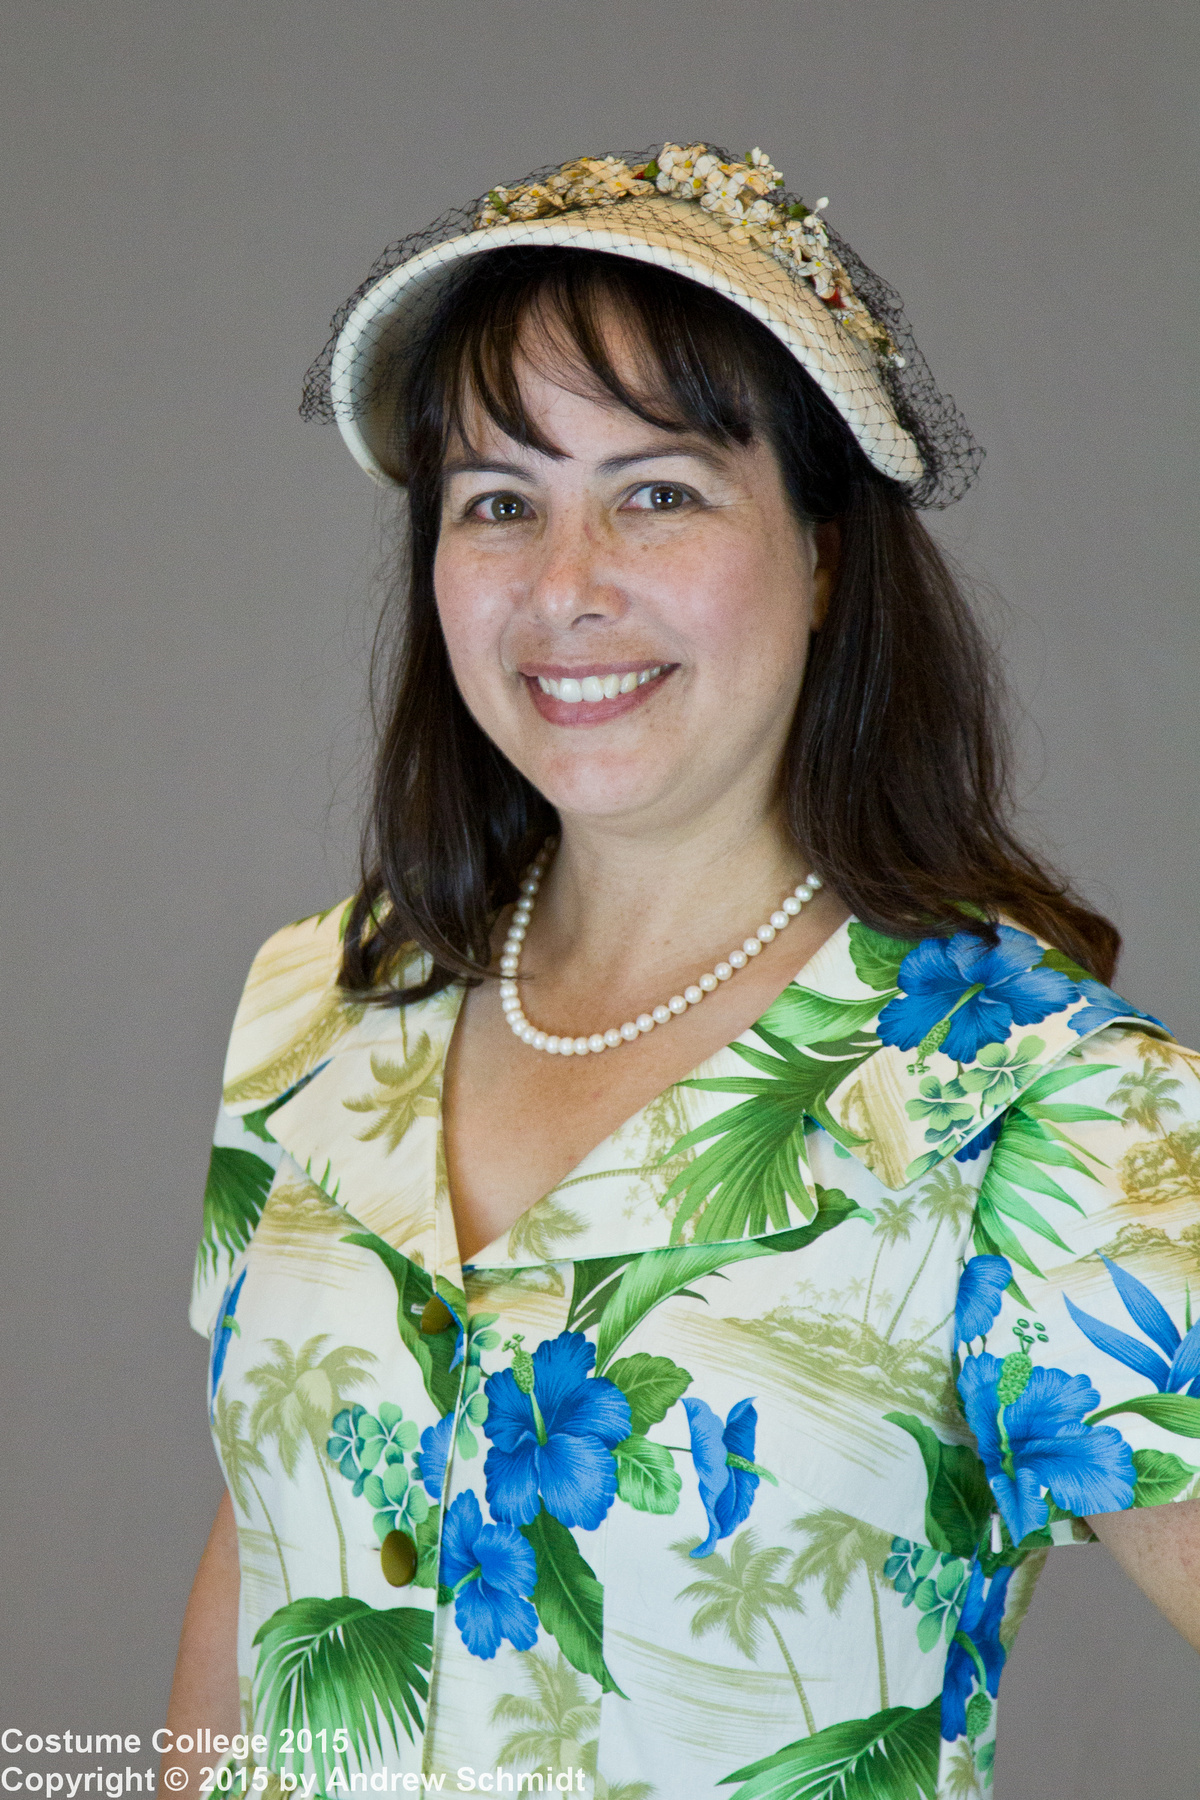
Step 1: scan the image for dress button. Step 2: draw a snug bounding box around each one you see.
[420,1295,455,1334]
[380,1529,418,1587]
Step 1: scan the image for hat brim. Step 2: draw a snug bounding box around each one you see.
[329,195,924,487]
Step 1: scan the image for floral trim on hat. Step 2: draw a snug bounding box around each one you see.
[474,142,902,367]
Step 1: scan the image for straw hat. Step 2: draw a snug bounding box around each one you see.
[302,142,981,509]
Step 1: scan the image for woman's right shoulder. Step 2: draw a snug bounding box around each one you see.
[218,898,428,1118]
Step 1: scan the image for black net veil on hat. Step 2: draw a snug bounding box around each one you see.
[301,144,983,510]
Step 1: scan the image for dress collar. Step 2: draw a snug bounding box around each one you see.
[219,905,1167,1269]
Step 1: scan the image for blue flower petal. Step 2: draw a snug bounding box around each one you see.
[956,1353,1004,1470]
[476,1522,537,1596]
[440,1491,484,1589]
[1172,1320,1200,1394]
[989,1463,1048,1542]
[483,1438,542,1526]
[1063,1294,1173,1392]
[482,1367,539,1453]
[530,1332,597,1425]
[953,1114,1004,1164]
[1068,980,1162,1038]
[955,1256,1012,1347]
[417,1412,454,1500]
[1102,1257,1181,1357]
[536,1431,620,1531]
[942,993,1017,1063]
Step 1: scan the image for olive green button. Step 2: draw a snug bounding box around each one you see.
[380,1529,418,1587]
[420,1295,455,1335]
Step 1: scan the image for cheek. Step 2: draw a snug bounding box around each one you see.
[433,544,509,701]
[682,535,813,685]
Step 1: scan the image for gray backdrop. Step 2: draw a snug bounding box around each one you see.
[3,2,1197,1793]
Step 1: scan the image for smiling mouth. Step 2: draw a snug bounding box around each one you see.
[532,665,669,704]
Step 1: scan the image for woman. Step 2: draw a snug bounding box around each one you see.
[168,144,1200,1799]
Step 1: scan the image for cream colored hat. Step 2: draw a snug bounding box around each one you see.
[302,142,981,509]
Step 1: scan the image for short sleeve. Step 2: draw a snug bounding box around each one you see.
[188,1098,284,1339]
[956,1024,1200,1548]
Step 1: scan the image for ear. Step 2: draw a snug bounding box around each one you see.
[810,522,841,630]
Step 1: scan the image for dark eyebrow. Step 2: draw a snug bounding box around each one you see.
[442,441,730,482]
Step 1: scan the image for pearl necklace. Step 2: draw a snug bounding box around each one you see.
[499,840,823,1056]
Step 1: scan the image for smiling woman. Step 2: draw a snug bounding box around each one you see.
[167,142,1200,1800]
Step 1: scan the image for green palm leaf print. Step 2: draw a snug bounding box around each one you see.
[663,1027,873,1246]
[720,1697,942,1800]
[971,1061,1117,1284]
[199,1145,274,1274]
[252,1596,432,1789]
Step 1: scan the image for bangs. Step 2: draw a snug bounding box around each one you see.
[426,247,767,465]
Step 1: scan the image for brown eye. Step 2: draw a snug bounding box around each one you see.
[648,484,685,509]
[482,493,527,521]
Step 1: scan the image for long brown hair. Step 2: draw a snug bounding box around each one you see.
[340,246,1118,999]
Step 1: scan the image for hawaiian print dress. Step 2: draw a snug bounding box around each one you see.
[191,907,1200,1800]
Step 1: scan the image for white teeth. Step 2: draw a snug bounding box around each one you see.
[537,666,665,702]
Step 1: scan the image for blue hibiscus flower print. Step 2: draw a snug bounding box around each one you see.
[440,1491,538,1660]
[483,1331,631,1530]
[955,1255,1013,1348]
[417,1411,454,1500]
[1068,979,1162,1038]
[878,927,1078,1064]
[682,1397,775,1558]
[1065,1258,1200,1395]
[941,1562,1013,1742]
[958,1351,1134,1542]
[209,1269,246,1414]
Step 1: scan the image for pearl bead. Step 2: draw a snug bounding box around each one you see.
[498,834,823,1056]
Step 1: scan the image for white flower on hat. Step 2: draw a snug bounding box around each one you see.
[469,141,901,366]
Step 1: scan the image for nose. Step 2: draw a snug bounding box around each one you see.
[524,505,628,629]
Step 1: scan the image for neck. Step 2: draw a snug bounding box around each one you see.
[528,799,811,990]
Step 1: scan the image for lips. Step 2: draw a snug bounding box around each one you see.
[522,663,674,726]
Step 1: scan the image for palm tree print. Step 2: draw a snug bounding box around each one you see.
[490,1651,599,1781]
[861,1197,918,1324]
[214,1391,292,1603]
[246,1335,375,1597]
[883,1165,975,1341]
[507,1195,587,1262]
[673,1529,816,1735]
[1112,1061,1184,1137]
[342,1037,440,1153]
[788,1509,894,1708]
